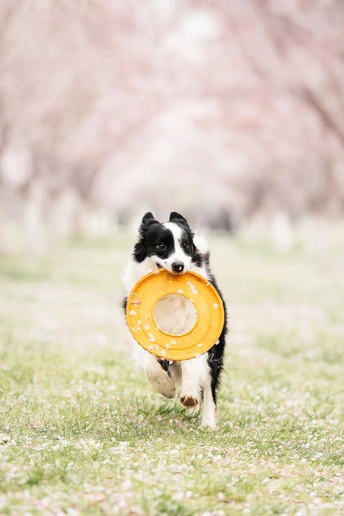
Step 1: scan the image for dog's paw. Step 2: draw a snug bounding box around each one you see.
[180,395,198,408]
[147,372,176,399]
[159,380,176,399]
[200,420,217,430]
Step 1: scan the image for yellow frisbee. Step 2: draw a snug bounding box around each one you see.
[126,269,224,361]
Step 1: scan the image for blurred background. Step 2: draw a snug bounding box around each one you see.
[1,0,344,255]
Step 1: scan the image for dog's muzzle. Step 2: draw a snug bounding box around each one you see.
[172,262,184,273]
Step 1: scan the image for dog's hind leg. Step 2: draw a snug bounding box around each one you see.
[168,362,182,392]
[180,355,210,409]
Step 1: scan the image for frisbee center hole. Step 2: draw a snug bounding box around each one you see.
[153,294,198,336]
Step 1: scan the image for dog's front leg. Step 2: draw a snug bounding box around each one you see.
[144,353,176,399]
[180,355,209,408]
[200,380,216,429]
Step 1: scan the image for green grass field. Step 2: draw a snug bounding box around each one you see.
[0,234,343,515]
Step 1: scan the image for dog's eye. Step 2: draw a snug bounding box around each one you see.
[183,242,191,251]
[156,243,166,251]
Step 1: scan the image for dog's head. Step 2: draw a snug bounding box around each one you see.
[133,212,201,274]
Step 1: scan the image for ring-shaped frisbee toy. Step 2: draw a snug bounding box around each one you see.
[126,269,224,361]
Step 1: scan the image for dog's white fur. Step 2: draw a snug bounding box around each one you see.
[123,223,217,428]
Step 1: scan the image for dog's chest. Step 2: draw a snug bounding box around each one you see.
[154,294,198,335]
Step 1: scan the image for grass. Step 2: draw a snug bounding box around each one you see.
[0,232,343,515]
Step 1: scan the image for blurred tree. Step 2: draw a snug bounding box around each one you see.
[0,0,344,252]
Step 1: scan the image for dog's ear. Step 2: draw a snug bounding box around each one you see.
[134,213,159,262]
[169,212,188,225]
[142,212,158,225]
[137,212,159,239]
[169,212,195,239]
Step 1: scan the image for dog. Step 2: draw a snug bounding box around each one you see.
[122,212,227,428]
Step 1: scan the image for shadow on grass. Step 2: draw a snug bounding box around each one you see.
[131,396,200,422]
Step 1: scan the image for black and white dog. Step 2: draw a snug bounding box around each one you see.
[123,212,227,428]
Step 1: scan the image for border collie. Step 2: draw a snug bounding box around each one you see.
[123,212,227,428]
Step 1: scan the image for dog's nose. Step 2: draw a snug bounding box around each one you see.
[172,262,184,273]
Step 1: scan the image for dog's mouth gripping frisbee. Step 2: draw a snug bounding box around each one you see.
[126,269,225,361]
